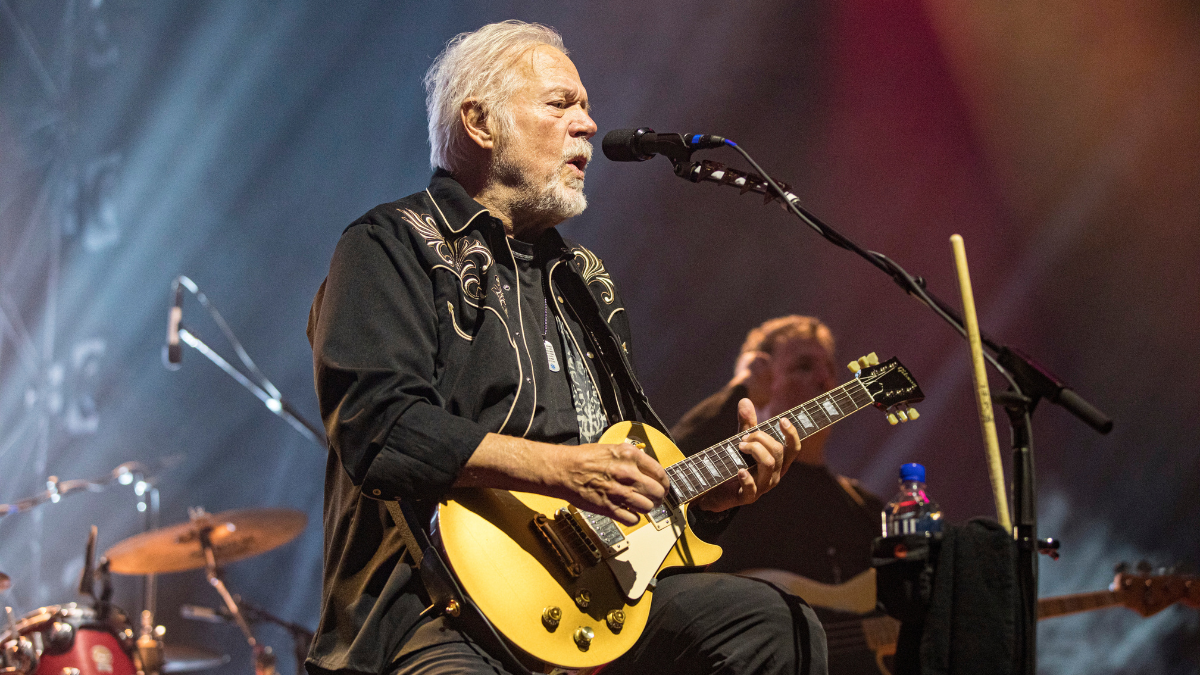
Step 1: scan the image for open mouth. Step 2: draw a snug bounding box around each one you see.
[566,156,588,174]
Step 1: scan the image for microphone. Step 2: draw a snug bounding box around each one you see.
[163,277,183,370]
[180,604,231,624]
[602,128,728,162]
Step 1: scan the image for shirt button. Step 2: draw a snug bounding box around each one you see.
[372,489,381,496]
[586,351,594,359]
[503,285,510,291]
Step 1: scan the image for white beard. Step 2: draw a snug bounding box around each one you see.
[493,137,592,223]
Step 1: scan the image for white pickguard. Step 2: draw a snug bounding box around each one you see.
[605,511,686,600]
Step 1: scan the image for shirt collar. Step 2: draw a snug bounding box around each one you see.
[426,170,574,261]
[425,169,492,234]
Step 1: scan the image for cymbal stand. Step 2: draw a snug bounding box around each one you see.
[197,527,276,675]
[138,478,161,628]
[232,599,313,675]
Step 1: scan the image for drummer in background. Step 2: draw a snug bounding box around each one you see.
[671,315,883,585]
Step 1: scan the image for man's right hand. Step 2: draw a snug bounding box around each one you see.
[453,433,669,525]
[548,442,669,525]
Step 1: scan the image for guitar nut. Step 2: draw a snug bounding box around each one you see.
[573,626,594,651]
[542,606,562,630]
[574,590,591,610]
[606,609,625,632]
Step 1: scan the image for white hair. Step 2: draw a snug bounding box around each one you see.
[424,21,567,172]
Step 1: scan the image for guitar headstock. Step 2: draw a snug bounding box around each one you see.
[1111,563,1199,616]
[850,353,925,425]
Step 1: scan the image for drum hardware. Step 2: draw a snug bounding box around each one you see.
[2,606,40,675]
[1,605,136,675]
[0,462,175,522]
[104,507,307,675]
[158,646,227,674]
[180,599,312,675]
[134,612,164,675]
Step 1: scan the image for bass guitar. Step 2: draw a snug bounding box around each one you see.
[433,353,924,670]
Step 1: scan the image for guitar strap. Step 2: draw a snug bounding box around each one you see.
[383,499,535,675]
[383,500,424,567]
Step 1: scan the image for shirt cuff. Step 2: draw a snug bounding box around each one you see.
[361,402,490,503]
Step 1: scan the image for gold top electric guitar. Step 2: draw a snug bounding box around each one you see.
[433,353,924,670]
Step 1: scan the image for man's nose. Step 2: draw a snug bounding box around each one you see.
[571,111,598,139]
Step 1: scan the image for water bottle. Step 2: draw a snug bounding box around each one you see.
[881,463,943,537]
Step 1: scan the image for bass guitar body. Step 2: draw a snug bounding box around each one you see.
[436,421,720,669]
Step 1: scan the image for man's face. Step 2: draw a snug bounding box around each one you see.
[766,336,837,413]
[492,46,597,223]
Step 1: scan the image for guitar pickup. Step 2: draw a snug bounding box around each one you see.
[565,506,629,557]
[645,502,679,531]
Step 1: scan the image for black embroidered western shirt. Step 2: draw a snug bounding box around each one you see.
[305,172,670,674]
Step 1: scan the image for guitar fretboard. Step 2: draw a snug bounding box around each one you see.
[665,379,875,506]
[1037,591,1118,619]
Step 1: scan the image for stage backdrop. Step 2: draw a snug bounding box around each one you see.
[1,2,1197,673]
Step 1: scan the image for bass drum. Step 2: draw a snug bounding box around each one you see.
[1,604,136,675]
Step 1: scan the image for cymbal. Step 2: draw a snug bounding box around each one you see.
[162,645,230,673]
[105,508,307,575]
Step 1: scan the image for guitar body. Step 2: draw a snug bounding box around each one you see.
[436,421,722,669]
[434,355,925,670]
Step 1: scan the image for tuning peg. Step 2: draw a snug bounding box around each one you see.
[896,409,909,423]
[857,356,871,369]
[866,352,879,366]
[907,407,920,420]
[887,413,899,425]
[847,361,862,374]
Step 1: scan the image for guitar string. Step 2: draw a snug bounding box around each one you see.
[679,382,863,479]
[666,381,873,503]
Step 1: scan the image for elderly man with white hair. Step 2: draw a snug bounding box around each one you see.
[306,21,826,675]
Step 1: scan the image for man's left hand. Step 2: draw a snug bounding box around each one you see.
[691,398,801,513]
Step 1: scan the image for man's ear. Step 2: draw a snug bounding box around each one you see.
[461,99,496,151]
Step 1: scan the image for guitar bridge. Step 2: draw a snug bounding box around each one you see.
[531,512,591,578]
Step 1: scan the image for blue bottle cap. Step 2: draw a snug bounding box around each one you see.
[899,463,926,483]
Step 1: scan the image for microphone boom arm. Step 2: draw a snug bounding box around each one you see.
[169,276,328,450]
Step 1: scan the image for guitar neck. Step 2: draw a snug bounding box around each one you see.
[1037,590,1119,619]
[665,379,875,505]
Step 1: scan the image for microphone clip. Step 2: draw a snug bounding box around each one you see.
[672,158,798,209]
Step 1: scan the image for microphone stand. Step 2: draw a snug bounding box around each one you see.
[666,148,1112,675]
[167,276,327,450]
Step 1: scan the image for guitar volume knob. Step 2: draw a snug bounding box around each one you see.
[606,609,625,632]
[574,590,591,610]
[541,606,562,630]
[573,626,594,651]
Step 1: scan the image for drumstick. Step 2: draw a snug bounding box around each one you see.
[950,234,1013,533]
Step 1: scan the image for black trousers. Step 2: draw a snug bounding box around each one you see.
[391,573,828,675]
